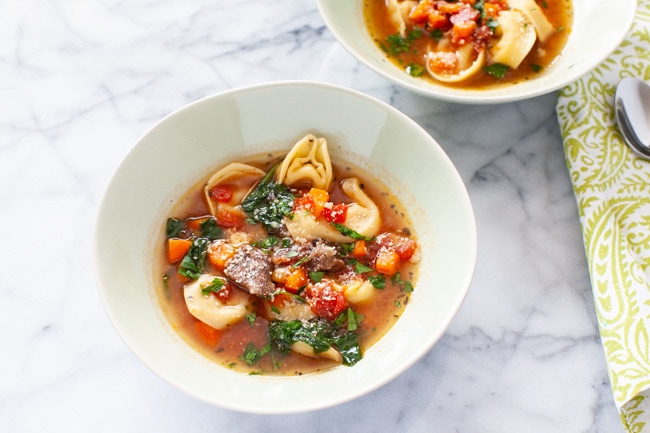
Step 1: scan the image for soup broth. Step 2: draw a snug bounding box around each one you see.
[365,0,573,89]
[154,138,420,376]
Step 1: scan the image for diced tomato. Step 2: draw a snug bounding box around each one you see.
[294,193,315,213]
[321,203,348,224]
[216,207,245,227]
[209,184,233,203]
[212,282,233,303]
[305,281,348,320]
[377,233,418,260]
[284,267,308,294]
[207,241,236,270]
[375,248,400,276]
[194,321,221,346]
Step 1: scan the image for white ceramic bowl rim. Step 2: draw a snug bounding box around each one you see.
[94,80,477,413]
[316,0,637,104]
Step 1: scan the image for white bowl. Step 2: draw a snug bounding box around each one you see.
[317,0,637,104]
[94,81,476,413]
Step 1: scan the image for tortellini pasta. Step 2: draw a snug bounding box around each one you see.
[343,279,376,304]
[184,274,250,330]
[290,341,343,363]
[204,162,264,217]
[386,0,417,37]
[489,10,537,69]
[277,134,333,190]
[284,177,381,243]
[508,0,554,43]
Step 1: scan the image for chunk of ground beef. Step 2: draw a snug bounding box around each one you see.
[224,244,276,297]
[304,241,345,273]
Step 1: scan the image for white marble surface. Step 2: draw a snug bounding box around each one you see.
[0,0,625,432]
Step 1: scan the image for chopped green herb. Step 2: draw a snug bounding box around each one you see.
[530,64,542,73]
[246,313,257,326]
[354,261,373,274]
[340,242,354,255]
[240,342,272,366]
[252,235,279,251]
[271,305,281,315]
[309,271,325,283]
[332,223,373,241]
[483,63,509,79]
[162,273,170,299]
[406,63,425,77]
[391,272,414,293]
[178,238,209,280]
[368,274,386,289]
[382,29,422,56]
[346,308,365,331]
[201,277,225,296]
[394,300,402,308]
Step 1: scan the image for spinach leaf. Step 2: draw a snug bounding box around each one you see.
[483,63,510,79]
[166,218,186,238]
[241,163,294,233]
[269,318,362,366]
[241,342,272,366]
[178,238,209,280]
[199,217,222,240]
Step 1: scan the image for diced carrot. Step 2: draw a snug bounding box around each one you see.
[307,188,329,217]
[408,0,432,22]
[269,292,292,310]
[427,10,449,29]
[186,217,209,232]
[375,248,400,275]
[438,1,462,14]
[351,240,367,258]
[194,321,221,346]
[207,241,236,270]
[284,267,308,293]
[167,238,192,263]
[452,20,477,42]
[483,3,501,19]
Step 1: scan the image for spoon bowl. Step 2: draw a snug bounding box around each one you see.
[615,77,650,159]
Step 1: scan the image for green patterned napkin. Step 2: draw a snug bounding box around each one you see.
[556,1,650,431]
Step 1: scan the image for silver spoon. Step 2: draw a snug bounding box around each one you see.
[615,77,650,159]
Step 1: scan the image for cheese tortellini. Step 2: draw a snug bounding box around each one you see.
[284,177,381,243]
[184,274,250,330]
[204,162,264,217]
[277,134,333,190]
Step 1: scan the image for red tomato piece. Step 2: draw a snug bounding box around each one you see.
[212,282,233,303]
[216,208,245,227]
[321,203,348,224]
[305,281,348,321]
[210,184,233,203]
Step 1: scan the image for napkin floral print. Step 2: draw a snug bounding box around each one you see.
[556,1,650,432]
